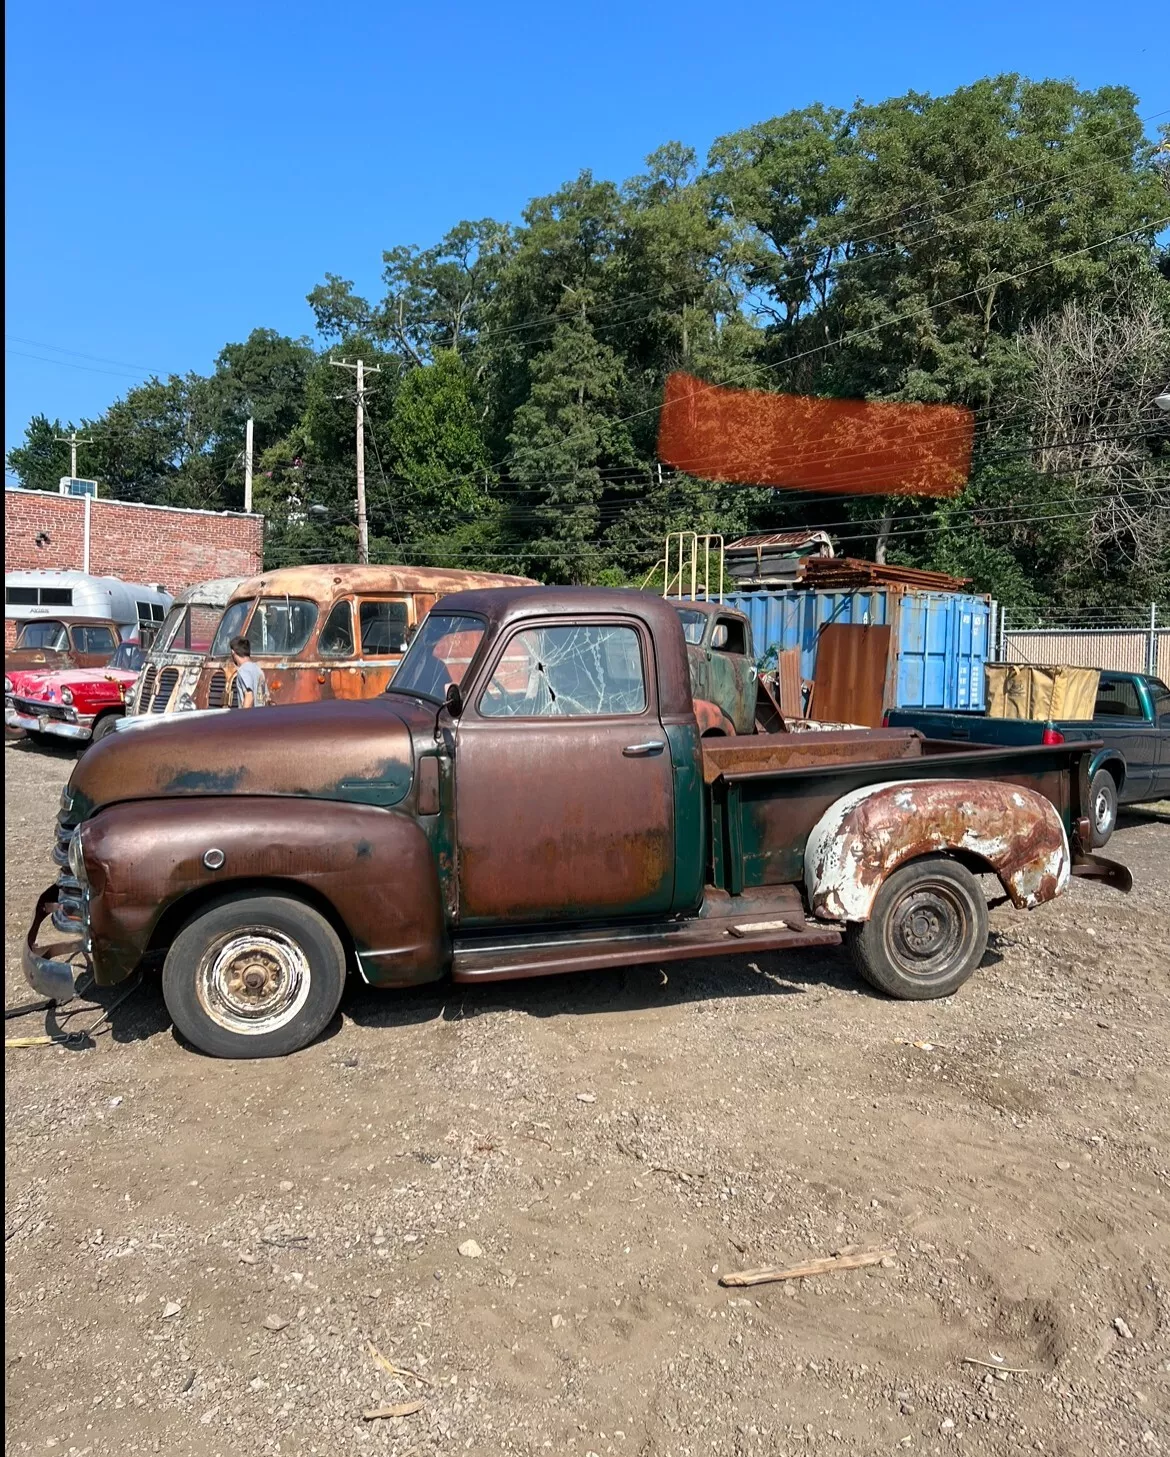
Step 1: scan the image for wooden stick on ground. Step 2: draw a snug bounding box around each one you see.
[362,1400,425,1420]
[368,1341,436,1388]
[719,1248,894,1287]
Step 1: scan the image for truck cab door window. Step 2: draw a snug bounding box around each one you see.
[478,624,646,718]
[319,601,355,657]
[713,619,747,655]
[74,626,116,655]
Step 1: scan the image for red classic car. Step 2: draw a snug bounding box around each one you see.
[5,641,144,748]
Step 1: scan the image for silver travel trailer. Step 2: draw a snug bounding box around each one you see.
[4,571,173,645]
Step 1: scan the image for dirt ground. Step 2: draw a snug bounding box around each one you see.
[4,734,1169,1457]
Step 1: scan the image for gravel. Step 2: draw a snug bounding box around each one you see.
[5,735,1169,1456]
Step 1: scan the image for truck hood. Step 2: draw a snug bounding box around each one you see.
[66,696,422,819]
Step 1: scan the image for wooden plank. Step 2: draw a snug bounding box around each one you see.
[719,1248,894,1287]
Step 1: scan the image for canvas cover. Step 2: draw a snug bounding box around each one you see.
[985,663,1100,721]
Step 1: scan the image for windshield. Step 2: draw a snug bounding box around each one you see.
[675,607,706,646]
[248,597,319,656]
[390,613,486,701]
[159,601,226,655]
[209,598,254,657]
[16,621,68,650]
[109,642,145,672]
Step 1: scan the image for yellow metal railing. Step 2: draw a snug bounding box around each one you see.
[641,532,724,603]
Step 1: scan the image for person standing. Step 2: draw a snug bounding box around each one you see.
[230,636,267,708]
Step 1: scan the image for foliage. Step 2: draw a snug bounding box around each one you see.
[8,75,1168,607]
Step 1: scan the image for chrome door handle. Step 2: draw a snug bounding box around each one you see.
[623,741,666,757]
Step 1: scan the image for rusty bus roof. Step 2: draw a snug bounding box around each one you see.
[225,564,537,601]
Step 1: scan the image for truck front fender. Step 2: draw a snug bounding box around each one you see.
[804,779,1071,922]
[81,796,447,988]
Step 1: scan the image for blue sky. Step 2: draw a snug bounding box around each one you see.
[5,0,1166,465]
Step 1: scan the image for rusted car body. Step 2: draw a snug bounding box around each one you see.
[125,578,241,719]
[674,601,757,736]
[190,564,535,710]
[25,587,1129,1060]
[5,617,126,675]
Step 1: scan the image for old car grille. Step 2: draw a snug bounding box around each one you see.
[150,666,180,712]
[207,669,227,708]
[135,665,158,712]
[53,809,75,867]
[15,697,68,721]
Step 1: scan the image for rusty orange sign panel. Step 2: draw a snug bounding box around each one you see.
[657,372,974,497]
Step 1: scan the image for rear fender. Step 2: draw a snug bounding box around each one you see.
[1089,749,1126,791]
[804,778,1070,922]
[81,796,447,987]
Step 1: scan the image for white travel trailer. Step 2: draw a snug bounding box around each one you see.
[4,571,173,644]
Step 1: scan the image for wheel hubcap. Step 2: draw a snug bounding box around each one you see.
[1095,791,1112,832]
[887,884,969,978]
[195,928,312,1035]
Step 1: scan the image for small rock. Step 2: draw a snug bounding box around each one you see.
[551,1313,563,1329]
[880,1255,896,1269]
[576,1092,596,1104]
[161,1301,181,1320]
[941,1418,955,1433]
[238,1251,258,1264]
[179,1370,196,1394]
[200,1404,220,1425]
[1113,1316,1134,1340]
[458,1239,483,1259]
[262,1315,290,1331]
[109,1097,123,1108]
[1055,1160,1072,1171]
[278,1180,294,1192]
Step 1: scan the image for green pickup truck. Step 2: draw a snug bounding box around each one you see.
[888,670,1170,847]
[25,587,1130,1060]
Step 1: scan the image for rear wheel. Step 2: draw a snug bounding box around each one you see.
[162,893,347,1058]
[1089,768,1118,848]
[845,856,988,1001]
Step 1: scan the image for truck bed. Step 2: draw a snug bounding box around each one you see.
[702,727,1097,892]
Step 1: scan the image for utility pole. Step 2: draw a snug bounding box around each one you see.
[330,357,381,564]
[244,417,254,513]
[55,430,94,480]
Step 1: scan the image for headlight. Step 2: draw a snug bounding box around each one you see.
[177,693,195,712]
[61,688,74,706]
[3,676,12,694]
[67,830,89,887]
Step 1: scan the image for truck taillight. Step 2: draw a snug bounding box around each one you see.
[1041,727,1064,745]
[881,712,890,728]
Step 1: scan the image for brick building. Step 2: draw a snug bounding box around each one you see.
[4,486,263,645]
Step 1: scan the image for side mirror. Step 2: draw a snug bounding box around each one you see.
[444,681,463,719]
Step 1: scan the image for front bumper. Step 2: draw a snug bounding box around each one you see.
[5,703,93,741]
[23,885,89,1003]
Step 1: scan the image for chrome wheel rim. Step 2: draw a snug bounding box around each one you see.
[1094,788,1113,834]
[195,927,312,1035]
[885,883,969,979]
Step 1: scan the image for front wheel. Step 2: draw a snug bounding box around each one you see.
[1089,768,1118,848]
[163,893,347,1058]
[845,856,988,1001]
[90,713,121,744]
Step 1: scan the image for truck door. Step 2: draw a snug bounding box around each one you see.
[454,618,675,927]
[1093,674,1154,802]
[1148,678,1170,797]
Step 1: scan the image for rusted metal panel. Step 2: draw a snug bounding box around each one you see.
[808,623,892,728]
[80,796,447,988]
[803,779,1071,920]
[702,728,925,785]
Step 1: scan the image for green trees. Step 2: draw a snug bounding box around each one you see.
[9,75,1167,606]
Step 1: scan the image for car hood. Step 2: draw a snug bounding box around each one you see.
[66,696,423,820]
[6,649,76,673]
[9,666,136,699]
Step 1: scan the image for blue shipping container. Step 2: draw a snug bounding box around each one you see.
[723,589,990,712]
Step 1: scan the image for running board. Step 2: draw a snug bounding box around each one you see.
[451,900,840,983]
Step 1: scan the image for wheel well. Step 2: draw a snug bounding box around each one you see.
[145,878,357,969]
[1094,758,1124,793]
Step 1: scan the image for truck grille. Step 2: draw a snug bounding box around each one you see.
[150,666,180,712]
[207,669,227,708]
[135,665,158,712]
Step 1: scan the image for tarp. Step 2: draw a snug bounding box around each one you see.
[985,664,1100,721]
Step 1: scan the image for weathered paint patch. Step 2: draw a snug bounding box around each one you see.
[804,778,1071,922]
[163,766,246,794]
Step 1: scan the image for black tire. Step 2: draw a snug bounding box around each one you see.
[162,893,347,1058]
[845,856,989,1001]
[90,713,121,744]
[1089,768,1118,848]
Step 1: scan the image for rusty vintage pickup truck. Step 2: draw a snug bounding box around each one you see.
[25,587,1130,1059]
